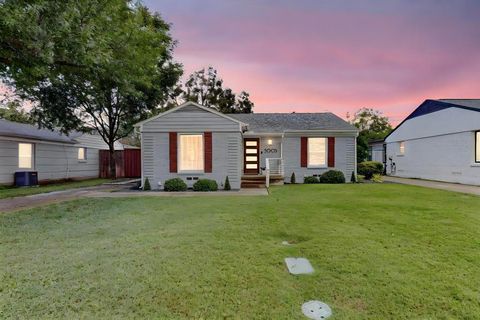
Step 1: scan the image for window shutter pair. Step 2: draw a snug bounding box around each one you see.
[169,132,212,173]
[300,136,335,167]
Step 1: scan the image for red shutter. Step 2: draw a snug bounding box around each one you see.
[204,132,212,173]
[169,132,177,173]
[328,137,335,167]
[300,137,308,167]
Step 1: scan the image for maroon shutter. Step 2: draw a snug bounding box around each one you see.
[204,132,212,173]
[300,137,308,167]
[328,137,335,167]
[169,132,177,173]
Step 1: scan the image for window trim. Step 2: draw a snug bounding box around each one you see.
[475,131,480,163]
[78,147,87,161]
[18,142,34,169]
[177,133,205,174]
[307,137,328,168]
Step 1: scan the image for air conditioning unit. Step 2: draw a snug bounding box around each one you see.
[14,171,38,187]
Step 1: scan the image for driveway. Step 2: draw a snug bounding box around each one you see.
[0,185,123,213]
[383,176,480,196]
[0,185,268,213]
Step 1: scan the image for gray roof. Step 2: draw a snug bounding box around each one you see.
[437,99,480,109]
[0,119,75,144]
[228,112,356,133]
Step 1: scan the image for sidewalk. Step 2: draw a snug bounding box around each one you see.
[383,176,480,196]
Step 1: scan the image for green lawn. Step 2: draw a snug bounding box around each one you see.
[1,185,479,319]
[0,178,110,199]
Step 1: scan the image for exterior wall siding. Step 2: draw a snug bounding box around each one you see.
[0,139,101,185]
[282,135,356,183]
[143,132,242,190]
[142,107,241,132]
[385,131,480,185]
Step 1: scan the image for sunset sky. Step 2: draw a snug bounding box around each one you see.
[145,0,480,124]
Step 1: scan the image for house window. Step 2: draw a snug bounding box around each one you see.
[307,137,326,167]
[78,147,87,160]
[476,131,480,163]
[179,134,204,171]
[18,143,33,169]
[399,141,405,155]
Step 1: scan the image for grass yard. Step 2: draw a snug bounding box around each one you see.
[0,178,110,199]
[1,184,479,319]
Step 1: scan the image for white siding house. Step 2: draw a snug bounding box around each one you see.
[0,119,123,185]
[136,102,358,190]
[385,99,480,185]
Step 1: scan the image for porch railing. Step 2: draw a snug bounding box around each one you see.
[265,158,284,188]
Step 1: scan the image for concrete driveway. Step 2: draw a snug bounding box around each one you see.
[0,185,268,213]
[0,185,122,213]
[383,176,480,196]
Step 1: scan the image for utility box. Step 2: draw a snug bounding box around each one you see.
[14,171,38,187]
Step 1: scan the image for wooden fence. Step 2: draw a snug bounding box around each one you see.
[99,149,141,178]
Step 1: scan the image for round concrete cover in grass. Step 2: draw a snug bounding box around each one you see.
[302,300,332,319]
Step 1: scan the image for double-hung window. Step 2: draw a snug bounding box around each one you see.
[307,137,326,167]
[78,147,87,161]
[179,134,204,172]
[18,143,34,169]
[399,141,405,155]
[475,131,480,163]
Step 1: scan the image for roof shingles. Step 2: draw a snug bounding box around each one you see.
[228,112,356,133]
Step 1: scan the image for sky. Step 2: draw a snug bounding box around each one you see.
[144,0,480,124]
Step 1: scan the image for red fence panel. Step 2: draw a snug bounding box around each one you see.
[124,149,141,178]
[99,149,140,179]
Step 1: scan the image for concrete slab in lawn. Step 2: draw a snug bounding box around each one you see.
[285,257,314,275]
[302,300,332,319]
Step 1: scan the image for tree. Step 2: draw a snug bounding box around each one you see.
[0,1,182,178]
[183,66,254,113]
[0,101,33,124]
[351,108,392,162]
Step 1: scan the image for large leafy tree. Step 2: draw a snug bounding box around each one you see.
[183,66,254,113]
[0,101,34,124]
[0,0,182,177]
[351,108,392,162]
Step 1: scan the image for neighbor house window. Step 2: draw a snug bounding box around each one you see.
[18,143,33,169]
[78,147,86,160]
[476,131,480,163]
[179,134,204,171]
[399,141,405,155]
[307,137,326,167]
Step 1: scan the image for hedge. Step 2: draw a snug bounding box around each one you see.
[164,178,187,192]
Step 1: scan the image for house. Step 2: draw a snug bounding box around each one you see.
[0,119,123,185]
[384,99,480,185]
[135,102,358,190]
[368,139,385,164]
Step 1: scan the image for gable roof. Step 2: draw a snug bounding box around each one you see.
[0,118,124,150]
[134,101,246,127]
[384,99,480,141]
[228,112,357,133]
[0,119,75,144]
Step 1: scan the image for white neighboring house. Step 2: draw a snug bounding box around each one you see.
[385,99,480,185]
[0,119,123,185]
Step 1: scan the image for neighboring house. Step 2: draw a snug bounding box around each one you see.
[385,99,480,185]
[136,102,358,190]
[368,139,385,164]
[0,119,123,185]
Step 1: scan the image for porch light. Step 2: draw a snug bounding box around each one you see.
[267,139,273,145]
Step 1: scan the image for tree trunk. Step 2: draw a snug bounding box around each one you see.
[108,143,116,179]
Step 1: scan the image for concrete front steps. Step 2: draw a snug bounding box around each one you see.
[241,175,284,188]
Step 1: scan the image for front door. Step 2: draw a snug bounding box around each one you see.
[244,138,260,174]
